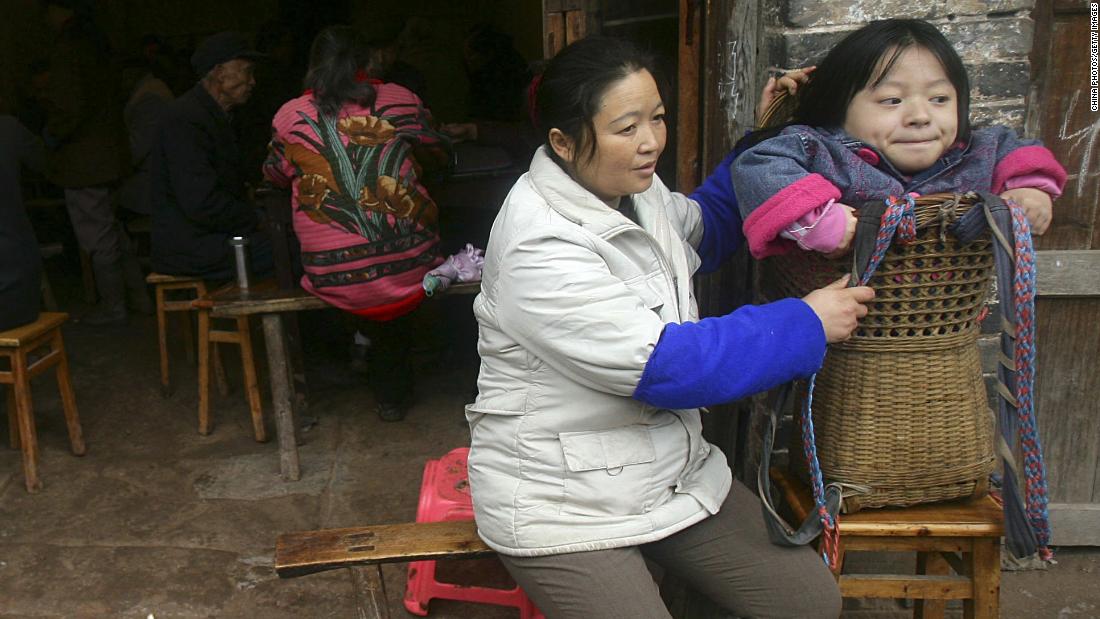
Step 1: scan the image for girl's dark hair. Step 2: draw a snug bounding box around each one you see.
[794,18,970,141]
[304,26,376,118]
[535,36,661,166]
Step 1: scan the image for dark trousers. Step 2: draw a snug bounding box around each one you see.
[499,481,842,619]
[361,310,416,406]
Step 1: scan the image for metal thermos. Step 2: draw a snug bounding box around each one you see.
[229,236,250,289]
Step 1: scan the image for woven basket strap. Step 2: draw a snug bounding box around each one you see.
[757,385,842,557]
[975,193,1052,561]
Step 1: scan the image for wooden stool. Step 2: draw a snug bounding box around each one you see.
[147,272,209,395]
[196,304,264,442]
[1,312,85,492]
[771,469,1003,618]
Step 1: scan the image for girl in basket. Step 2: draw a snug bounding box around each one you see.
[731,18,1066,259]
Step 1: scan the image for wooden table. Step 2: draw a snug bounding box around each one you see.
[194,280,326,481]
[194,279,482,481]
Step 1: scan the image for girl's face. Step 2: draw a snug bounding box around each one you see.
[552,69,667,202]
[842,46,958,174]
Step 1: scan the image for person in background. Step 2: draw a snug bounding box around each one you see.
[263,26,451,421]
[149,31,272,280]
[41,0,151,325]
[467,36,873,618]
[0,107,46,331]
[440,23,539,165]
[118,37,176,217]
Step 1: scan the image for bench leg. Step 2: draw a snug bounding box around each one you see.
[237,316,266,443]
[53,331,85,456]
[7,386,17,449]
[11,352,41,492]
[155,286,171,396]
[915,551,948,619]
[262,313,300,481]
[198,309,213,435]
[964,538,999,619]
[350,565,390,619]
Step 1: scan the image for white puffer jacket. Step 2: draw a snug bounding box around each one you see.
[467,147,732,556]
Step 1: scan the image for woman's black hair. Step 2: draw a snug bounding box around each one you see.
[303,26,376,118]
[797,18,970,139]
[739,19,970,152]
[535,36,662,166]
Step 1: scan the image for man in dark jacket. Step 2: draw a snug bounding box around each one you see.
[42,0,151,325]
[149,31,271,279]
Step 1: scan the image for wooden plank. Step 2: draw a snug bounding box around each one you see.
[276,520,494,578]
[839,574,972,600]
[1036,251,1100,296]
[1036,297,1100,504]
[676,0,701,193]
[564,9,585,45]
[843,537,967,553]
[544,11,566,57]
[1049,503,1100,545]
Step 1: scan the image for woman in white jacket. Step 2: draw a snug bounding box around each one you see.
[467,36,874,618]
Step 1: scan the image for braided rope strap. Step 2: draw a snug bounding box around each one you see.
[799,194,917,569]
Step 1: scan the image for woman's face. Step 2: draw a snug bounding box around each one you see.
[554,69,667,202]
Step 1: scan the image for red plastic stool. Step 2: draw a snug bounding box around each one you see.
[404,447,544,618]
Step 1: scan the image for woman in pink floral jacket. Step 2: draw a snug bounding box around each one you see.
[264,26,450,420]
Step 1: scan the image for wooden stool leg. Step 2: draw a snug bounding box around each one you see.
[155,285,171,396]
[52,330,85,456]
[915,551,949,619]
[11,350,41,492]
[964,539,1000,619]
[180,306,196,364]
[6,385,18,449]
[237,316,266,443]
[198,308,213,435]
[350,565,390,619]
[213,341,229,397]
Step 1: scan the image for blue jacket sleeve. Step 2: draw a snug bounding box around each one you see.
[633,298,826,409]
[690,150,744,273]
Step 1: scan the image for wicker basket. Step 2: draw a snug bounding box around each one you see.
[769,194,997,511]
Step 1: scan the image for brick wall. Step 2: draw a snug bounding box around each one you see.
[765,0,1037,130]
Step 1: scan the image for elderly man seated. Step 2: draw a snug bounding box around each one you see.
[149,31,272,279]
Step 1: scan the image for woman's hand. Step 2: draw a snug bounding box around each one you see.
[802,275,875,343]
[440,122,478,142]
[1000,187,1053,235]
[755,66,815,124]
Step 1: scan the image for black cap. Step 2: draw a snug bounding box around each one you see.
[191,31,265,76]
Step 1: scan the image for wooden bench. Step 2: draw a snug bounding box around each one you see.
[770,468,1003,619]
[276,519,493,619]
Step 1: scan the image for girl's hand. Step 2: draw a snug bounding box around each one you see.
[755,66,815,124]
[802,275,875,343]
[823,204,858,259]
[1000,187,1053,235]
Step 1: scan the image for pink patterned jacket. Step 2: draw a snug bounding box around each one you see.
[263,83,447,320]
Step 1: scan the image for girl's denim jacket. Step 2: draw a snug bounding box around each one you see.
[731,124,1066,258]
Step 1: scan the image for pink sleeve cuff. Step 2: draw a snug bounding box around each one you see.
[1003,173,1063,198]
[743,173,842,258]
[992,145,1066,196]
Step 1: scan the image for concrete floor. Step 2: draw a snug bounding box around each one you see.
[1,272,1098,618]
